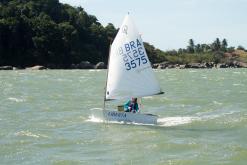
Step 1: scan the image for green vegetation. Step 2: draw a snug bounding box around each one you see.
[0,0,117,68]
[0,0,246,68]
[145,38,246,65]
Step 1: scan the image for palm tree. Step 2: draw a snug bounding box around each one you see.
[211,38,221,51]
[195,44,202,53]
[187,39,195,53]
[221,38,228,51]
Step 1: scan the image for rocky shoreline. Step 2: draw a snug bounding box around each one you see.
[1,61,247,70]
[153,61,247,69]
[0,62,107,70]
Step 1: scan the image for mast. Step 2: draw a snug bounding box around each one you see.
[103,43,112,110]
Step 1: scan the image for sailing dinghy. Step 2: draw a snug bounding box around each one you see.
[103,14,163,125]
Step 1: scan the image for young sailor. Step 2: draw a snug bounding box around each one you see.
[124,98,139,113]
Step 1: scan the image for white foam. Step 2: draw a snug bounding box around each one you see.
[157,116,199,126]
[15,131,48,138]
[86,115,104,123]
[143,96,153,99]
[213,101,223,105]
[86,115,125,124]
[200,110,239,121]
[86,115,155,126]
[56,78,72,82]
[233,83,243,86]
[8,97,25,103]
[233,72,241,74]
[90,108,103,111]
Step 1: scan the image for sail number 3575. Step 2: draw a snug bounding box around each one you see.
[118,39,148,71]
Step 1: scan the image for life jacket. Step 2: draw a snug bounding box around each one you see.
[129,102,138,111]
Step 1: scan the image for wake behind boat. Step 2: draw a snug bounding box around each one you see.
[103,13,163,125]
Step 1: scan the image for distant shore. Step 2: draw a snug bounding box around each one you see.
[1,61,247,70]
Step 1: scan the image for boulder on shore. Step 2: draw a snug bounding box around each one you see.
[152,63,159,69]
[78,61,94,69]
[71,61,95,69]
[187,63,202,68]
[95,62,106,69]
[0,66,13,70]
[167,64,175,69]
[156,62,169,69]
[238,62,247,68]
[27,65,47,70]
[217,63,228,68]
[204,62,214,68]
[79,61,94,69]
[179,65,186,69]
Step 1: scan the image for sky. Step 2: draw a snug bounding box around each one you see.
[60,0,247,51]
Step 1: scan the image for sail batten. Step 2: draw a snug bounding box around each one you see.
[106,14,162,100]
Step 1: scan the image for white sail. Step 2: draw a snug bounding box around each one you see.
[105,14,162,100]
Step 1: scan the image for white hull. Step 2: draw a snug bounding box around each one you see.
[103,110,158,125]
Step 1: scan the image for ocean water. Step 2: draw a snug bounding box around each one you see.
[0,69,247,165]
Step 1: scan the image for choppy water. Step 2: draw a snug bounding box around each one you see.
[0,69,247,165]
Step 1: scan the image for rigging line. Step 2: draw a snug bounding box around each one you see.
[103,41,112,125]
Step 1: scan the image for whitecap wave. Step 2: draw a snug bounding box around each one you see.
[56,78,72,82]
[200,110,239,121]
[213,101,223,105]
[157,116,199,126]
[90,108,103,111]
[8,97,25,103]
[233,72,241,74]
[233,83,244,86]
[86,115,104,123]
[15,131,48,138]
[143,96,153,99]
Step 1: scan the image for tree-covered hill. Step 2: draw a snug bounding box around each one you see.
[0,0,118,68]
